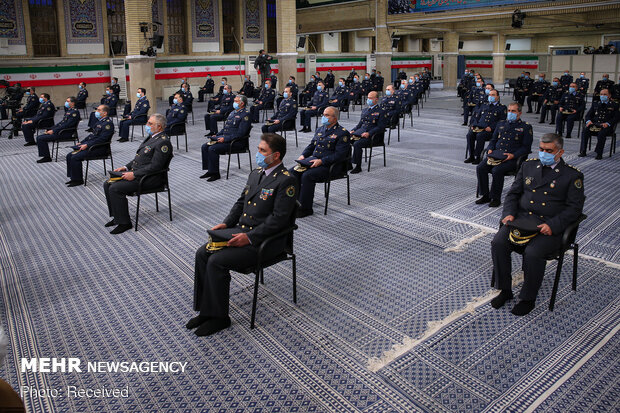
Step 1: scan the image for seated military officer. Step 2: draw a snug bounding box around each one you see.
[198,74,215,102]
[324,69,335,90]
[277,76,299,107]
[490,133,585,316]
[22,93,55,146]
[65,105,114,186]
[249,79,276,123]
[262,87,297,134]
[299,75,317,107]
[348,74,363,104]
[465,89,507,164]
[238,75,255,97]
[168,78,188,106]
[87,86,118,131]
[110,77,121,98]
[298,81,329,133]
[539,77,563,125]
[593,74,614,102]
[515,72,533,106]
[394,80,411,109]
[575,72,590,95]
[269,71,278,91]
[204,85,235,135]
[381,85,401,121]
[526,73,548,114]
[178,83,194,109]
[560,70,573,92]
[75,82,88,108]
[555,82,585,139]
[165,93,188,135]
[188,133,298,336]
[36,97,81,163]
[328,78,349,109]
[476,102,533,208]
[290,106,350,218]
[12,87,39,134]
[207,78,228,112]
[118,88,150,142]
[463,78,486,126]
[579,89,618,159]
[349,91,386,174]
[200,95,251,182]
[361,73,373,96]
[103,114,173,234]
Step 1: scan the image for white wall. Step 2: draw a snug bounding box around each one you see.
[506,38,532,51]
[322,33,339,52]
[461,38,493,52]
[354,32,370,52]
[0,44,27,56]
[193,43,220,52]
[67,44,105,55]
[407,37,421,52]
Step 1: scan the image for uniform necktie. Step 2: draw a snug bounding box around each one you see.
[258,171,265,184]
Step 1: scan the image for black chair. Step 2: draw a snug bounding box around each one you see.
[506,79,516,98]
[260,101,276,122]
[387,113,400,145]
[491,214,586,311]
[280,118,298,147]
[185,102,195,125]
[586,122,618,157]
[237,202,299,329]
[168,121,188,152]
[350,93,363,111]
[226,130,253,180]
[35,116,55,135]
[50,127,78,162]
[339,99,350,119]
[476,152,529,197]
[130,159,173,231]
[130,114,148,141]
[400,103,414,129]
[84,141,114,186]
[74,100,88,118]
[321,152,351,215]
[313,106,328,130]
[363,131,386,172]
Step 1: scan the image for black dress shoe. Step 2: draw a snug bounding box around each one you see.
[538,120,545,124]
[471,157,481,165]
[350,165,362,174]
[595,154,603,160]
[462,122,468,126]
[565,135,572,139]
[549,121,555,125]
[24,142,36,146]
[298,127,306,132]
[511,300,535,316]
[110,224,133,234]
[488,199,501,208]
[186,315,210,329]
[117,137,128,142]
[104,220,116,227]
[296,209,314,218]
[578,152,587,157]
[206,174,221,182]
[199,172,214,179]
[475,195,490,204]
[526,110,532,113]
[67,180,84,187]
[37,157,52,163]
[195,316,231,336]
[491,290,514,309]
[85,128,93,132]
[464,157,474,164]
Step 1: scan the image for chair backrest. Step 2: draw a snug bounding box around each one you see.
[75,101,86,109]
[282,118,296,131]
[134,113,148,125]
[37,117,55,129]
[169,121,186,136]
[285,201,300,253]
[562,214,586,251]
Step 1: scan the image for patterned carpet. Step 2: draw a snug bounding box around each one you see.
[0,88,618,412]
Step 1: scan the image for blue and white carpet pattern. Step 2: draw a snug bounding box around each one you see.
[0,88,618,412]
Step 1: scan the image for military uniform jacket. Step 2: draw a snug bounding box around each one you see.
[543,85,563,103]
[202,78,215,93]
[288,82,299,98]
[470,102,507,130]
[216,94,235,115]
[81,116,114,147]
[380,94,401,118]
[324,73,335,88]
[218,108,251,142]
[100,94,119,108]
[585,100,619,126]
[361,79,372,94]
[488,119,533,159]
[503,158,585,235]
[301,80,316,95]
[51,108,81,133]
[518,78,534,93]
[560,74,573,90]
[22,95,40,116]
[130,97,150,118]
[212,86,225,102]
[613,84,620,102]
[594,79,615,95]
[30,100,55,123]
[352,105,386,137]
[257,88,276,105]
[467,86,487,106]
[271,97,297,122]
[348,82,362,97]
[77,88,88,103]
[346,71,357,83]
[330,85,348,102]
[254,54,272,74]
[395,87,411,106]
[224,163,298,246]
[111,83,121,97]
[239,80,255,96]
[302,122,350,166]
[269,75,278,90]
[531,80,549,96]
[180,90,193,105]
[307,90,329,109]
[575,77,590,94]
[166,103,187,126]
[126,132,173,178]
[559,92,585,113]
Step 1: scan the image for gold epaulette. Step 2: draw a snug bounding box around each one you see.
[566,164,582,173]
[525,158,538,162]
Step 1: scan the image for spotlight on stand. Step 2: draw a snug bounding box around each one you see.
[512,9,525,29]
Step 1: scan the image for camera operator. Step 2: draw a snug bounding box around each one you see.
[10,87,40,136]
[0,82,24,120]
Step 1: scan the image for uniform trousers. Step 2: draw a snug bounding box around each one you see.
[580,125,613,156]
[289,165,331,212]
[527,95,543,113]
[463,104,476,124]
[539,103,558,123]
[299,109,319,129]
[466,129,492,160]
[66,147,108,182]
[476,158,518,201]
[491,225,561,301]
[352,134,379,165]
[103,177,163,225]
[119,118,143,140]
[250,103,268,123]
[204,112,226,134]
[201,141,241,173]
[555,111,579,137]
[22,122,37,143]
[261,122,284,134]
[207,100,220,112]
[36,130,73,159]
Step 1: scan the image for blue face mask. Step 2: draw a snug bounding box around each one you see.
[603,77,609,81]
[354,78,359,83]
[385,90,392,96]
[283,92,288,99]
[264,84,269,89]
[408,78,414,84]
[488,96,496,103]
[400,84,405,90]
[485,89,490,95]
[564,72,569,76]
[39,97,44,103]
[64,102,70,108]
[364,76,369,80]
[173,98,179,105]
[79,85,83,90]
[580,74,584,78]
[338,81,343,87]
[600,95,609,103]
[232,102,239,110]
[317,85,322,91]
[367,98,374,106]
[181,88,186,92]
[111,80,116,84]
[321,115,329,125]
[255,151,273,169]
[507,112,517,122]
[569,87,576,93]
[25,92,30,96]
[106,90,111,95]
[221,81,225,85]
[288,79,292,84]
[223,89,229,95]
[145,125,152,136]
[94,111,102,119]
[539,151,556,166]
[136,93,141,98]
[552,81,558,87]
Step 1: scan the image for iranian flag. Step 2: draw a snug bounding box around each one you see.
[465,56,493,68]
[505,56,538,69]
[297,58,305,73]
[391,56,432,69]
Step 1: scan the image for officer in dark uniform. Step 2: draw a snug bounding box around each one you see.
[476,102,533,207]
[87,86,118,130]
[65,105,114,186]
[526,74,548,114]
[200,95,251,182]
[204,85,235,135]
[555,82,585,139]
[290,106,350,218]
[238,75,255,97]
[299,75,317,107]
[168,79,188,106]
[593,74,614,102]
[560,70,573,92]
[348,74,363,105]
[463,78,486,125]
[198,74,215,102]
[395,79,412,107]
[350,91,386,174]
[515,72,533,106]
[458,69,473,99]
[254,49,273,84]
[178,83,194,109]
[465,89,507,164]
[346,69,357,87]
[164,93,188,135]
[314,71,323,85]
[407,75,424,105]
[103,113,173,234]
[76,82,88,107]
[612,79,620,103]
[188,133,297,336]
[110,77,121,98]
[269,71,278,91]
[373,71,384,93]
[12,87,39,134]
[575,72,590,95]
[298,81,329,133]
[118,88,150,142]
[249,80,276,123]
[381,85,401,122]
[394,69,407,88]
[36,96,81,163]
[579,88,618,159]
[324,69,335,90]
[328,78,349,110]
[22,93,55,146]
[262,87,297,134]
[539,78,563,124]
[277,76,299,107]
[490,133,585,316]
[207,78,228,112]
[361,73,373,96]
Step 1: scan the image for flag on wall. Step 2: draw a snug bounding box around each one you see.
[465,56,493,68]
[505,56,539,69]
[391,56,432,69]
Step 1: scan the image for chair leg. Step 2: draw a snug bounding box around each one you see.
[54,141,59,162]
[368,146,373,172]
[398,123,400,142]
[387,128,391,145]
[110,153,114,171]
[237,153,241,169]
[324,180,330,215]
[248,150,253,170]
[250,270,261,329]
[155,192,159,212]
[572,243,578,291]
[346,174,350,205]
[168,187,172,221]
[102,159,106,175]
[295,129,298,147]
[184,132,188,152]
[84,160,90,186]
[176,135,179,150]
[292,254,297,304]
[549,253,565,311]
[135,194,141,231]
[383,144,386,167]
[226,153,232,179]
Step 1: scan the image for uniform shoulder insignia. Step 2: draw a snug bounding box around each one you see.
[72,113,77,117]
[244,116,249,121]
[180,109,185,113]
[286,185,295,197]
[525,158,537,162]
[566,164,581,173]
[282,170,290,176]
[161,145,169,153]
[105,124,111,130]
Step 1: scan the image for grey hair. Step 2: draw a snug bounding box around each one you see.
[238,94,248,107]
[541,132,563,149]
[150,113,167,130]
[324,106,339,119]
